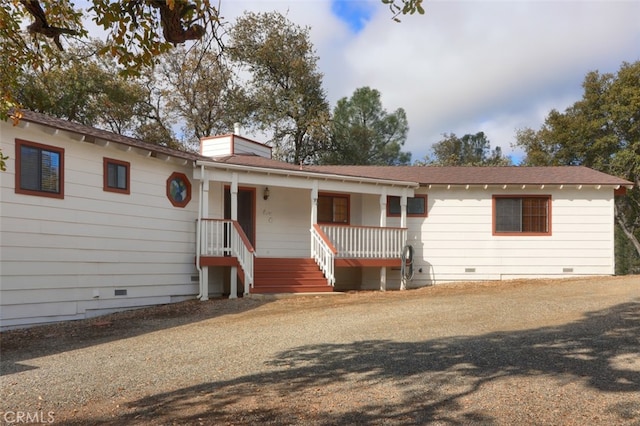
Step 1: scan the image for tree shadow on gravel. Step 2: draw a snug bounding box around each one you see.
[0,297,270,376]
[70,301,640,425]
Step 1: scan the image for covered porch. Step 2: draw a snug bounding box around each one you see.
[194,160,417,298]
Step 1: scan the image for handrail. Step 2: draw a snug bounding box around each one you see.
[232,221,255,254]
[310,224,336,286]
[200,219,255,290]
[320,224,407,258]
[231,221,255,292]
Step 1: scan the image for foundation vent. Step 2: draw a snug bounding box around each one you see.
[114,289,127,296]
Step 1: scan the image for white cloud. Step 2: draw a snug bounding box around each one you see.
[320,0,639,162]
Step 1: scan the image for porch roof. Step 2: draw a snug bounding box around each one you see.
[197,154,420,188]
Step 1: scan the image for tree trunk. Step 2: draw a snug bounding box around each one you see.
[614,203,640,259]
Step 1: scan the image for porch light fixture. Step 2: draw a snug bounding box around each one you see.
[263,186,270,200]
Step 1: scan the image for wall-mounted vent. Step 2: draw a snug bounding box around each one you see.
[465,268,476,273]
[114,289,127,296]
[563,268,574,273]
[191,275,199,282]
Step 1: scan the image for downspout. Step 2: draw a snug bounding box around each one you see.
[195,164,205,299]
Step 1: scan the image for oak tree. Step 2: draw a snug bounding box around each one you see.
[515,61,640,271]
[227,11,331,164]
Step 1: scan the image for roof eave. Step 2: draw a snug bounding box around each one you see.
[195,159,419,188]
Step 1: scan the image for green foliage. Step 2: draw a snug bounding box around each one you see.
[157,45,245,147]
[227,11,331,164]
[381,0,426,22]
[16,41,181,148]
[515,61,640,266]
[423,132,511,166]
[1,1,86,119]
[0,150,7,171]
[616,224,640,274]
[319,87,411,165]
[0,1,220,119]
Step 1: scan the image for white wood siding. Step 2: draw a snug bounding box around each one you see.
[1,123,199,328]
[256,187,311,257]
[233,136,271,158]
[200,135,271,158]
[200,135,231,158]
[385,187,616,287]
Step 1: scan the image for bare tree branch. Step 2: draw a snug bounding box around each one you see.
[20,0,79,50]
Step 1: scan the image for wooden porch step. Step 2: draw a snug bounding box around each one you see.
[253,257,332,294]
[250,285,333,294]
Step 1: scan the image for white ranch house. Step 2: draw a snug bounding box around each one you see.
[0,111,633,329]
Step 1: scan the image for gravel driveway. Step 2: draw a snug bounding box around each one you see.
[1,276,639,425]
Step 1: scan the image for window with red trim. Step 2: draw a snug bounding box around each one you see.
[103,158,130,194]
[318,193,349,224]
[166,172,191,207]
[493,195,551,235]
[15,139,64,199]
[387,195,428,217]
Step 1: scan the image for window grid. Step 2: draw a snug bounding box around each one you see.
[494,195,551,235]
[318,194,350,224]
[15,139,64,199]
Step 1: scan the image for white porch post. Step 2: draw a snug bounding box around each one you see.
[400,189,408,291]
[379,189,387,291]
[400,188,408,229]
[229,173,238,299]
[310,181,318,255]
[200,171,210,300]
[311,181,318,225]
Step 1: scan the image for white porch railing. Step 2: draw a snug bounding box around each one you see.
[320,225,407,259]
[200,219,254,287]
[310,224,337,286]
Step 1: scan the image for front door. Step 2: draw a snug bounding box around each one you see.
[224,187,256,248]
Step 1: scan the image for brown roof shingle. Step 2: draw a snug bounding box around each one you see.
[304,165,633,186]
[18,110,202,162]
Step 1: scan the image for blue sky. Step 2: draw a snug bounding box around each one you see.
[330,0,375,33]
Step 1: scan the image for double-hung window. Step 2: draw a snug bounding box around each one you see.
[15,139,64,199]
[493,195,551,235]
[103,158,130,194]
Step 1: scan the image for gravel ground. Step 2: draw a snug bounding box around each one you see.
[1,275,639,425]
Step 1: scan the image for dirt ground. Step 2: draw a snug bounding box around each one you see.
[1,275,639,425]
